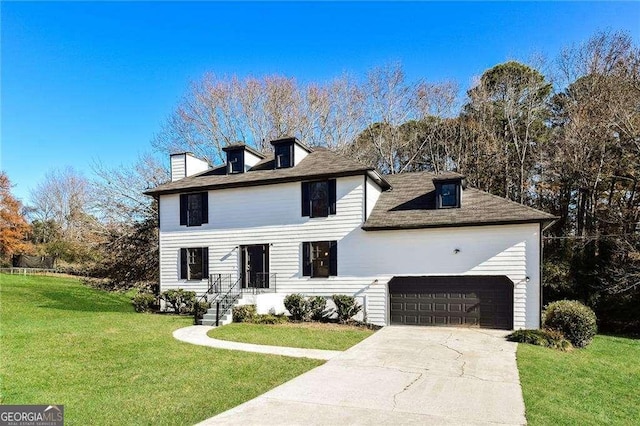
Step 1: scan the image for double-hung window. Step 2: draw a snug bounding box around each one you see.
[180,192,208,226]
[180,247,209,280]
[275,144,293,169]
[227,150,244,174]
[302,241,337,278]
[435,182,460,209]
[301,179,336,218]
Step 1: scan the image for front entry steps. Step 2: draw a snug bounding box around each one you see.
[200,310,232,326]
[199,294,254,326]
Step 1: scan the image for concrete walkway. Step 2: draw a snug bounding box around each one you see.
[196,326,526,425]
[173,325,342,360]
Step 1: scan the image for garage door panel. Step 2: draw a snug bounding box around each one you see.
[389,276,513,330]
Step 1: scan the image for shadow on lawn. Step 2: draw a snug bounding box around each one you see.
[34,287,134,313]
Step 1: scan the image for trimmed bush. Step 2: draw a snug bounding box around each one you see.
[332,294,362,323]
[252,314,288,324]
[284,293,310,321]
[193,300,210,322]
[132,292,157,313]
[232,304,257,323]
[309,296,329,321]
[161,289,196,314]
[543,300,597,348]
[507,329,572,351]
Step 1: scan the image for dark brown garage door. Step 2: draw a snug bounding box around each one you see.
[389,276,513,329]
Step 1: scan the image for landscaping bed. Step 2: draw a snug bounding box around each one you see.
[517,334,640,425]
[0,275,322,425]
[207,322,376,351]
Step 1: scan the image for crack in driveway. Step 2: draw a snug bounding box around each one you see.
[392,371,424,410]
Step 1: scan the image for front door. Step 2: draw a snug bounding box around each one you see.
[241,245,269,289]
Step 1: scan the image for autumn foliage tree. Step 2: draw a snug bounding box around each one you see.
[0,172,32,263]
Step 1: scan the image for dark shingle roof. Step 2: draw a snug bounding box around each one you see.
[221,143,265,158]
[145,148,389,195]
[363,171,557,230]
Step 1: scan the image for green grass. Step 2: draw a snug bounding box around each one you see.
[517,335,640,425]
[0,275,322,425]
[208,322,375,351]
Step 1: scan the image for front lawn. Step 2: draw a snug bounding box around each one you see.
[208,321,375,351]
[0,275,322,425]
[517,335,640,425]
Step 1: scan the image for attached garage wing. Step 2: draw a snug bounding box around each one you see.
[389,276,514,330]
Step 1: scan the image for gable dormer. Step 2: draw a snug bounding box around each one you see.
[433,175,463,209]
[222,143,265,174]
[270,137,312,169]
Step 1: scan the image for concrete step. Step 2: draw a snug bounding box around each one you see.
[200,313,231,326]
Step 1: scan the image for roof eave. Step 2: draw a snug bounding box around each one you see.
[144,168,372,196]
[361,217,558,231]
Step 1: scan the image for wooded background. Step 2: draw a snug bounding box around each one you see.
[2,31,638,332]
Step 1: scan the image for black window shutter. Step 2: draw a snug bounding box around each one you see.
[179,194,187,225]
[202,247,209,278]
[329,241,338,276]
[301,182,310,217]
[180,248,188,279]
[302,242,311,276]
[200,192,208,224]
[328,179,337,215]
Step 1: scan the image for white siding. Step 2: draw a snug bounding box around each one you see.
[244,151,263,169]
[365,176,382,220]
[171,153,209,181]
[170,154,186,182]
[340,223,541,328]
[185,154,209,177]
[293,144,309,165]
[159,175,542,329]
[159,175,369,299]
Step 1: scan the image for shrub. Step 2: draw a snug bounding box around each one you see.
[309,296,329,321]
[543,300,597,348]
[332,294,362,323]
[131,292,157,313]
[193,300,210,322]
[284,293,310,321]
[232,304,257,323]
[251,314,288,324]
[507,329,572,351]
[161,289,196,314]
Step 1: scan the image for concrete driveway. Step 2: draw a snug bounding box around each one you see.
[198,326,526,425]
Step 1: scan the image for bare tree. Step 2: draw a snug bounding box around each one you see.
[91,154,169,224]
[27,167,101,262]
[153,73,367,162]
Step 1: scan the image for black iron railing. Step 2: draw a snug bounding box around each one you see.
[214,276,242,326]
[193,274,222,325]
[193,273,277,325]
[242,272,276,294]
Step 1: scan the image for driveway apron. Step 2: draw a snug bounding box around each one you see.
[197,326,526,425]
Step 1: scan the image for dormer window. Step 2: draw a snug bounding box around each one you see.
[435,180,461,209]
[222,143,265,174]
[227,150,244,174]
[270,137,311,168]
[275,144,293,169]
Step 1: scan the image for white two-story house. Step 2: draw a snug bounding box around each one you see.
[145,137,556,329]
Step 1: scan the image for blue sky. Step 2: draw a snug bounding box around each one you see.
[2,1,639,202]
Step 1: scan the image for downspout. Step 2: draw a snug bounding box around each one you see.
[539,222,543,329]
[363,174,368,222]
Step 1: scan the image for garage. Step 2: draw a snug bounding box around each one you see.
[389,276,514,329]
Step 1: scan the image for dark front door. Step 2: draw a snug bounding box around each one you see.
[241,245,269,289]
[389,276,514,329]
